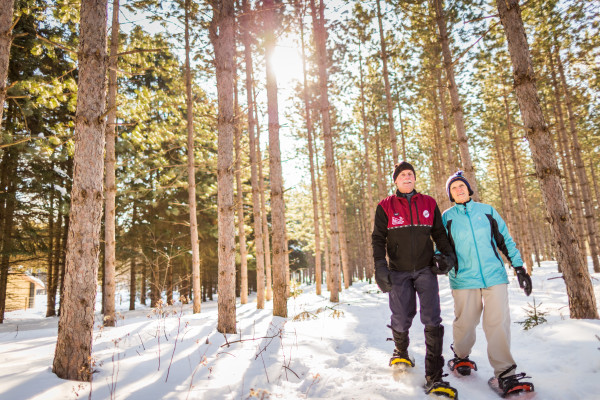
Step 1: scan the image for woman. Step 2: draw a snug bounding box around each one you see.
[441,171,534,397]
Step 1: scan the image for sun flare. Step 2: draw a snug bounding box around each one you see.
[269,44,304,87]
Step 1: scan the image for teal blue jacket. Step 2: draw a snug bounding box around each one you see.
[441,200,523,290]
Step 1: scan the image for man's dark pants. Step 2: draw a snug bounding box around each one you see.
[389,267,444,379]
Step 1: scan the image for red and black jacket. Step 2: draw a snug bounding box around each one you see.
[371,190,454,272]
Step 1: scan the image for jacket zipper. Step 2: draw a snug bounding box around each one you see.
[409,196,415,271]
[465,205,487,287]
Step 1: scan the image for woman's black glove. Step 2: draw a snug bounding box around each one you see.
[374,260,392,293]
[431,252,457,275]
[514,267,532,296]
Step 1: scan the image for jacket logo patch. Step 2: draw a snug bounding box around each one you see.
[392,216,404,225]
[423,210,430,218]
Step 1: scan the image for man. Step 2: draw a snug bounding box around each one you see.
[442,170,534,397]
[372,161,457,398]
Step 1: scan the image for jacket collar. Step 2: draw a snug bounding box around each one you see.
[455,198,474,214]
[395,189,418,199]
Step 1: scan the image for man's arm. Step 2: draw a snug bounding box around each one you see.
[431,205,455,256]
[371,204,388,262]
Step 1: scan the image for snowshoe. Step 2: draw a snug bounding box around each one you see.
[447,355,477,376]
[424,376,458,399]
[389,348,415,368]
[488,364,534,398]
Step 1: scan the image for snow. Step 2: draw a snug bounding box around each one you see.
[1,260,599,399]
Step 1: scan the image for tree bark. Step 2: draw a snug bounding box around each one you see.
[103,0,119,328]
[548,49,586,244]
[336,167,350,289]
[241,0,265,308]
[53,0,109,380]
[0,145,17,323]
[255,85,272,302]
[0,0,14,126]
[46,186,56,317]
[358,41,374,282]
[496,0,598,319]
[234,67,248,304]
[310,0,341,302]
[433,0,479,200]
[437,69,457,173]
[263,0,287,317]
[315,147,330,291]
[503,91,533,271]
[375,0,398,163]
[209,0,237,333]
[299,5,322,295]
[185,0,203,314]
[129,204,137,310]
[555,44,600,272]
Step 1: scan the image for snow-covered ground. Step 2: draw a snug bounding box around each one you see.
[1,260,599,399]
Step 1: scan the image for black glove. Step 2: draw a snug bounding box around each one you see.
[431,252,456,275]
[514,267,532,296]
[374,260,392,293]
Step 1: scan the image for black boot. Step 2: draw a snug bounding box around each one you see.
[448,345,477,376]
[424,325,445,380]
[497,364,534,396]
[389,330,414,367]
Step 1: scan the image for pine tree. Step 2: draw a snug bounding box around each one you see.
[53,0,109,381]
[496,0,598,319]
[103,0,120,328]
[210,0,237,333]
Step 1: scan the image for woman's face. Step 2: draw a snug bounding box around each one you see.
[450,181,470,204]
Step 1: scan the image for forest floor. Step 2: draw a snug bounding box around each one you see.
[1,260,599,400]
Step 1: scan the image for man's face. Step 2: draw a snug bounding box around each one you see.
[450,180,470,204]
[395,169,415,194]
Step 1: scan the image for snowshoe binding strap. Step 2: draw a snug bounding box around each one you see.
[498,364,534,397]
[389,356,415,368]
[425,381,458,399]
[448,357,477,376]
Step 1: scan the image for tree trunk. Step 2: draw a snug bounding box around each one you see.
[310,0,341,302]
[46,186,56,317]
[184,0,202,314]
[433,0,479,200]
[52,212,62,312]
[315,149,330,291]
[241,0,265,308]
[0,0,14,126]
[555,44,600,272]
[210,0,237,333]
[263,0,287,317]
[210,0,236,333]
[299,6,322,295]
[374,122,386,200]
[128,261,136,312]
[503,91,533,271]
[234,75,248,304]
[336,168,350,289]
[52,0,108,381]
[58,211,69,316]
[358,41,374,282]
[437,69,457,173]
[103,0,119,328]
[496,0,598,319]
[375,0,398,163]
[0,146,17,323]
[548,49,586,244]
[397,95,407,161]
[166,257,173,305]
[129,205,137,310]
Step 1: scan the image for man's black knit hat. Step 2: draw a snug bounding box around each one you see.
[392,161,416,182]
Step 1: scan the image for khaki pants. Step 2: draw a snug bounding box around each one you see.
[451,284,515,377]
